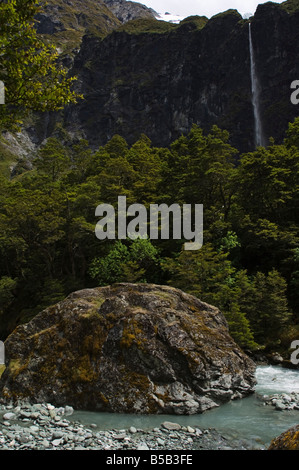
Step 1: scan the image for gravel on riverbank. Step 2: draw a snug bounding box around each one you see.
[0,401,264,451]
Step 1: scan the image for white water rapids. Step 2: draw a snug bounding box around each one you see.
[256,365,299,394]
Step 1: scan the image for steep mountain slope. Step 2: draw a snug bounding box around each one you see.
[36,0,121,55]
[103,0,157,23]
[9,0,299,153]
[35,0,158,54]
[55,2,298,152]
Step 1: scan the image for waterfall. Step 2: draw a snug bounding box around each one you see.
[249,23,265,148]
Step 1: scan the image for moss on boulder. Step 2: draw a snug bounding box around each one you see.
[269,425,299,450]
[0,283,256,414]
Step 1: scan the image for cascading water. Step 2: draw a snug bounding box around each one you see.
[249,22,265,148]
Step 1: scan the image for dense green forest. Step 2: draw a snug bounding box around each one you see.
[0,121,298,357]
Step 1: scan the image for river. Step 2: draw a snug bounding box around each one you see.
[68,366,299,449]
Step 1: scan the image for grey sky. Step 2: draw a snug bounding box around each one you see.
[132,0,285,19]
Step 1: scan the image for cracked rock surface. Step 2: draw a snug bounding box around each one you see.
[0,283,256,414]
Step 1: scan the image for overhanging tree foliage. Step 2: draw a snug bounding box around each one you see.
[0,0,80,129]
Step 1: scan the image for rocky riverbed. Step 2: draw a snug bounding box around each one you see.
[0,401,263,451]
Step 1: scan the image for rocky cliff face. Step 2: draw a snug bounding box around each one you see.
[10,1,299,154]
[41,1,295,153]
[35,0,156,52]
[35,0,121,54]
[103,0,157,23]
[251,2,299,147]
[0,284,256,414]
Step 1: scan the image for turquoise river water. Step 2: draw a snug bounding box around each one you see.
[69,366,299,448]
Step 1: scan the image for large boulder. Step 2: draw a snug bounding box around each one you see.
[268,425,299,450]
[0,283,256,414]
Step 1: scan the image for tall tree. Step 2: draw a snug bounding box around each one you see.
[245,270,292,346]
[162,243,257,349]
[0,0,79,128]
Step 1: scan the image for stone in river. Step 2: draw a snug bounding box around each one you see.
[162,422,182,431]
[0,283,256,414]
[269,425,299,450]
[3,412,16,421]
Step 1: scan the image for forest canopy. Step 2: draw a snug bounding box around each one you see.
[0,120,298,357]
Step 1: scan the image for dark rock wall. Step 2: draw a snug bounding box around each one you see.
[252,3,299,146]
[60,4,299,152]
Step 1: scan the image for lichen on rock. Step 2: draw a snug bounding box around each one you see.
[268,425,299,450]
[0,283,256,414]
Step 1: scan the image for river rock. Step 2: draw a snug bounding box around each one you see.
[129,426,137,434]
[162,422,182,431]
[275,400,286,411]
[3,412,16,421]
[137,443,149,450]
[0,283,256,414]
[268,425,299,450]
